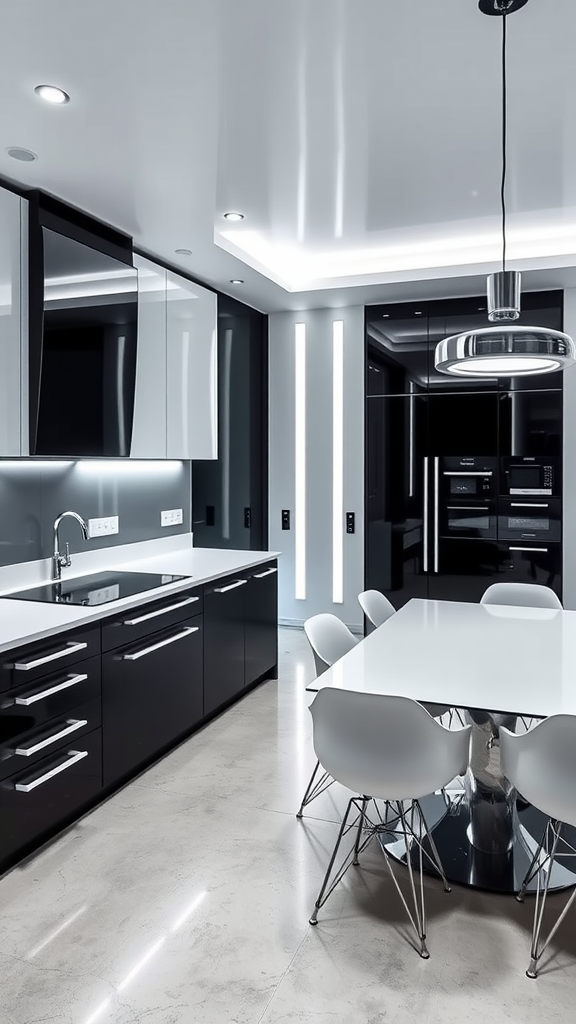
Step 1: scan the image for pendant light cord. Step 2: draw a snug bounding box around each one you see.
[501,9,508,273]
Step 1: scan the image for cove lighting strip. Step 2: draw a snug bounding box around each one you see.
[294,323,307,600]
[332,321,344,604]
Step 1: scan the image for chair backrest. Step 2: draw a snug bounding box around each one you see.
[303,613,357,677]
[500,716,576,829]
[358,590,396,629]
[309,687,471,801]
[480,582,562,609]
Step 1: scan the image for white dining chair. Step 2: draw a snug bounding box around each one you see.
[296,614,358,818]
[500,716,576,979]
[358,589,396,631]
[480,582,563,610]
[357,590,451,722]
[308,687,471,958]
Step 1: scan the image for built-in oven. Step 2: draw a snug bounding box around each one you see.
[501,456,559,498]
[440,457,497,539]
[498,497,561,543]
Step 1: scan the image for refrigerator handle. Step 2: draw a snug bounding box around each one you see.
[423,457,429,573]
[433,457,439,573]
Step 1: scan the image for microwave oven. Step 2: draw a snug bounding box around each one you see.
[501,456,559,498]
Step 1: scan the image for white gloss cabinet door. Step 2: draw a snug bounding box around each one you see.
[0,187,26,456]
[130,255,168,458]
[166,271,218,460]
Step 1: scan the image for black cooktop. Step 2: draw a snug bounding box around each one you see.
[7,571,189,607]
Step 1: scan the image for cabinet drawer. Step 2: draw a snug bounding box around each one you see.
[0,696,101,782]
[101,587,203,652]
[0,625,101,693]
[103,615,203,786]
[0,728,102,867]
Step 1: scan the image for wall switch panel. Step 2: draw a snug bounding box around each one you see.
[281,509,291,530]
[88,516,119,538]
[161,508,184,527]
[346,512,355,534]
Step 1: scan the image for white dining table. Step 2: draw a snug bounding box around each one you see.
[307,599,576,894]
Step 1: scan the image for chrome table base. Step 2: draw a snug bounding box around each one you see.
[378,794,576,894]
[379,710,576,894]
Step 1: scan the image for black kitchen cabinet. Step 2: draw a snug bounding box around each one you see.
[499,389,562,459]
[0,727,103,865]
[102,614,203,786]
[497,542,562,598]
[244,564,278,687]
[203,576,247,714]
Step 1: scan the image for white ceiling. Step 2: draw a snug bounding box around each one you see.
[1,0,575,313]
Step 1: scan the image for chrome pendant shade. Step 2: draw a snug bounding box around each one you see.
[435,325,575,379]
[435,0,575,378]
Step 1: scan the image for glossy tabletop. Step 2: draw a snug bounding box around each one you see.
[308,598,576,720]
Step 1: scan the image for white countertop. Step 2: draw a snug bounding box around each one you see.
[309,598,576,719]
[0,547,278,655]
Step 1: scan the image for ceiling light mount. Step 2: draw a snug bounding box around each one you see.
[34,84,70,104]
[6,146,38,162]
[223,212,244,222]
[478,0,529,15]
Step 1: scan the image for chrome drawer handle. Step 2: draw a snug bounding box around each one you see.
[214,580,248,593]
[14,641,88,672]
[443,471,493,476]
[14,673,88,706]
[253,567,277,578]
[510,503,549,508]
[123,597,199,625]
[15,719,88,757]
[122,626,199,661]
[15,750,88,793]
[447,506,490,511]
[509,546,548,553]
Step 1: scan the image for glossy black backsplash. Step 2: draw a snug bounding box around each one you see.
[0,461,191,567]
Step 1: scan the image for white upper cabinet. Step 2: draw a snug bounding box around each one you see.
[131,256,218,460]
[131,255,167,458]
[0,187,27,456]
[166,270,217,460]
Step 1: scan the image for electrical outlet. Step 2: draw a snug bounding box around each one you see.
[161,508,184,527]
[88,516,119,538]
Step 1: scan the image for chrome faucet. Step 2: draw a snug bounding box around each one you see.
[52,511,89,580]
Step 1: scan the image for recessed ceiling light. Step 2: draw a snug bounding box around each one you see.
[223,212,244,222]
[6,146,38,162]
[175,248,193,255]
[414,311,423,315]
[382,314,390,318]
[230,279,244,285]
[34,84,70,104]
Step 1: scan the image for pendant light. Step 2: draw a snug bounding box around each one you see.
[435,0,575,378]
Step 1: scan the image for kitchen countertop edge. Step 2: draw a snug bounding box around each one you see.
[0,549,280,655]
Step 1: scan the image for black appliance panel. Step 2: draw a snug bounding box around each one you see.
[32,224,138,457]
[439,457,497,540]
[498,498,561,543]
[501,456,559,498]
[498,543,561,599]
[7,572,189,606]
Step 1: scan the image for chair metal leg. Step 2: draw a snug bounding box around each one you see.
[516,819,548,903]
[396,802,429,959]
[296,758,333,818]
[309,796,370,924]
[525,819,576,979]
[415,801,451,893]
[353,797,369,865]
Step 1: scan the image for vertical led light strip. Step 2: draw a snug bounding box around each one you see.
[294,323,307,600]
[332,320,344,604]
[408,381,415,498]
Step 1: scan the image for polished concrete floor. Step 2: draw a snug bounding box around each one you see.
[1,626,575,1024]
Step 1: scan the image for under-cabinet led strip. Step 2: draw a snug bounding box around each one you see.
[332,321,344,604]
[295,323,307,600]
